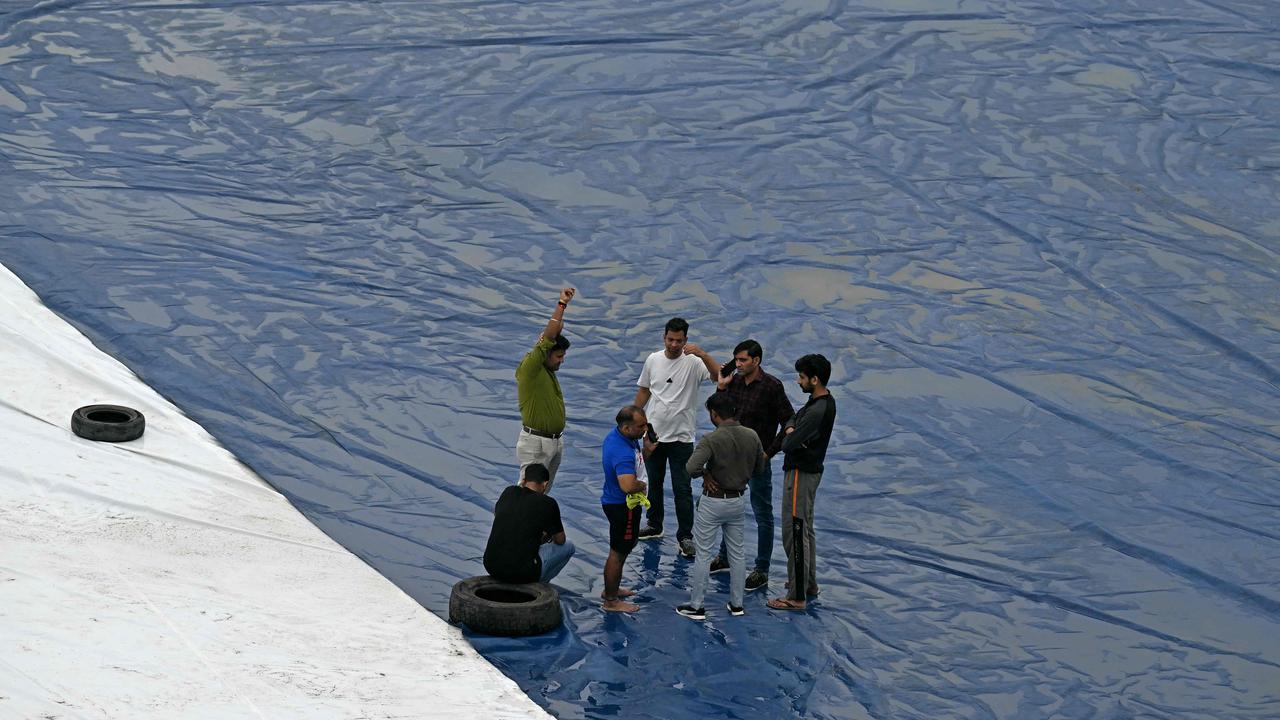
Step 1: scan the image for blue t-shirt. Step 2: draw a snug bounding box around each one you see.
[601,426,639,505]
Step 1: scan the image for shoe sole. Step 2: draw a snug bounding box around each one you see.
[709,567,729,574]
[637,533,664,540]
[727,608,745,617]
[675,609,706,621]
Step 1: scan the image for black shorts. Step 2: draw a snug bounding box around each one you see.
[602,503,642,555]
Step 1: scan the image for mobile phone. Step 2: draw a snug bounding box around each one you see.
[645,423,658,443]
[719,360,736,378]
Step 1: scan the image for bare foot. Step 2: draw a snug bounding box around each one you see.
[602,599,640,613]
[600,588,636,599]
[767,597,807,611]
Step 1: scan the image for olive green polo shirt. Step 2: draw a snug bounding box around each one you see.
[516,336,566,433]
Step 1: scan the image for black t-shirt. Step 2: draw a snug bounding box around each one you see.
[483,485,565,583]
[781,394,837,473]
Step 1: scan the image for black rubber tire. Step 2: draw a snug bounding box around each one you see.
[71,404,146,443]
[448,576,562,637]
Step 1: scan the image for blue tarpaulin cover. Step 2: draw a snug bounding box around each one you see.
[2,0,1277,717]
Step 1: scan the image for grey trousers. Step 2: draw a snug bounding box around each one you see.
[690,494,746,609]
[515,429,563,491]
[781,469,822,601]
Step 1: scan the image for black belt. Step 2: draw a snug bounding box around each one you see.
[703,488,744,499]
[522,425,563,439]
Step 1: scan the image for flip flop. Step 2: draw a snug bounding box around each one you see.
[767,597,807,611]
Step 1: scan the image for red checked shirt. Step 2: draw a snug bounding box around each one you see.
[716,370,794,458]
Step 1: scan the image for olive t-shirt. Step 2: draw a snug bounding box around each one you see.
[516,336,566,433]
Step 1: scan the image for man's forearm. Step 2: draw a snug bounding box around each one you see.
[540,301,566,340]
[699,351,720,380]
[686,441,710,477]
[691,346,720,379]
[781,408,821,451]
[540,287,575,339]
[618,474,647,494]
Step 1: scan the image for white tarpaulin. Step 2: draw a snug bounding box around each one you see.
[0,262,550,719]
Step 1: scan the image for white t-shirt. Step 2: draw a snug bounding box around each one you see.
[637,351,711,443]
[634,445,649,486]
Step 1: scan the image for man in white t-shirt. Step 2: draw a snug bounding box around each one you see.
[633,317,721,558]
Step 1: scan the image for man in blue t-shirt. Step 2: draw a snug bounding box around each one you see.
[600,405,655,613]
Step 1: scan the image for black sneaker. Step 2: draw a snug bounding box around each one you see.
[745,569,768,592]
[727,603,745,617]
[637,525,664,540]
[675,604,706,621]
[678,538,696,559]
[709,556,730,574]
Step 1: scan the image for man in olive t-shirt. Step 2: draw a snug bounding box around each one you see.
[515,287,575,490]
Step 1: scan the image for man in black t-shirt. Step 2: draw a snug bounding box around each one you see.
[483,464,575,583]
[768,353,837,613]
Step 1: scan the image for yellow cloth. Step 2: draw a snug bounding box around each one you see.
[625,492,651,510]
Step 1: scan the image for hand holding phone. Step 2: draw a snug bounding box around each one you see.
[719,360,735,378]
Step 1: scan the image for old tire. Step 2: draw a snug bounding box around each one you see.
[448,576,562,637]
[71,404,146,443]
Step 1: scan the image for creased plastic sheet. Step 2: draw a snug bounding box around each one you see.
[0,263,550,719]
[1,0,1278,717]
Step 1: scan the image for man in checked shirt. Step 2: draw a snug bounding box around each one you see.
[710,339,794,592]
